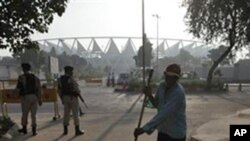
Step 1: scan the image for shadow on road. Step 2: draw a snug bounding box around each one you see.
[217,95,250,107]
[16,119,63,141]
[95,94,142,141]
[53,134,64,141]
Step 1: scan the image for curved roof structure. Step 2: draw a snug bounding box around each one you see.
[36,36,215,74]
[104,38,120,60]
[121,38,136,57]
[165,41,181,57]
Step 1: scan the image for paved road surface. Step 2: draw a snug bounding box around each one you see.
[4,83,250,141]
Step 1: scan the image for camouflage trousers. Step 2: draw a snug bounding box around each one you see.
[21,94,38,127]
[62,95,80,126]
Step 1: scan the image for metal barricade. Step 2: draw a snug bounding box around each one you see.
[0,79,61,120]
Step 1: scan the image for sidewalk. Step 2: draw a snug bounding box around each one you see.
[190,109,250,141]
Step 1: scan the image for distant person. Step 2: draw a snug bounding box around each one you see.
[16,63,42,136]
[107,72,110,87]
[58,66,84,136]
[111,72,115,87]
[134,64,186,141]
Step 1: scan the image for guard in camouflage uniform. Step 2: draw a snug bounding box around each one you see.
[58,66,84,136]
[16,63,42,136]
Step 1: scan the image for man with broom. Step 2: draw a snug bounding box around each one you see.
[134,64,186,141]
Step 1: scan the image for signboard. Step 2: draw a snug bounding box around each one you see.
[49,56,59,74]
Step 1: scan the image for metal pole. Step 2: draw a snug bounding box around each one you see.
[156,15,159,67]
[152,14,160,68]
[135,0,146,141]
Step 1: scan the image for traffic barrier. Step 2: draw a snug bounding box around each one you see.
[0,80,61,120]
[85,78,103,86]
[85,78,102,83]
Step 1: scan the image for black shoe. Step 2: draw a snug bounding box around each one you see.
[63,126,68,135]
[32,126,37,136]
[18,126,27,134]
[75,125,84,136]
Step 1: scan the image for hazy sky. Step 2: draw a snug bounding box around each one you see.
[1,0,194,56]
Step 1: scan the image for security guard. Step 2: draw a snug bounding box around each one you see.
[58,66,84,136]
[16,63,42,136]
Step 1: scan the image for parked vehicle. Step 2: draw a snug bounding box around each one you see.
[114,73,129,91]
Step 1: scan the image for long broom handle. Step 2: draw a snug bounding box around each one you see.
[135,69,153,141]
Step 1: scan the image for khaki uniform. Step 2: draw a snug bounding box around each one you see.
[21,95,38,126]
[62,96,79,126]
[58,75,80,126]
[16,73,41,127]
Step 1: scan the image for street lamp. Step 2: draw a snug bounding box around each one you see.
[152,14,160,68]
[134,1,146,141]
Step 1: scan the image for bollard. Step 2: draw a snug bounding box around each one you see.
[238,83,242,92]
[225,83,229,91]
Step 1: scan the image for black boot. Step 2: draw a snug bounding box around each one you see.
[32,126,37,136]
[18,126,27,134]
[75,125,84,136]
[63,125,68,135]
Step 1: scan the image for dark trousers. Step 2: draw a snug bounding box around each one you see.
[157,132,186,141]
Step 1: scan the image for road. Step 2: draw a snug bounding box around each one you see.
[4,83,250,141]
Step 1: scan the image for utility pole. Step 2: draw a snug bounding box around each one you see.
[152,14,160,68]
[134,0,146,141]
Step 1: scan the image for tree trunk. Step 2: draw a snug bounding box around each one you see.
[206,44,234,90]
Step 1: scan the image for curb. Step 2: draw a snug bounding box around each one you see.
[190,109,250,141]
[0,123,20,141]
[237,109,250,118]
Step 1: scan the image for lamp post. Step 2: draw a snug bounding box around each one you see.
[134,0,146,141]
[152,14,160,68]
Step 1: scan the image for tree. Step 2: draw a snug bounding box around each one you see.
[0,0,68,53]
[50,47,57,57]
[15,48,45,73]
[177,49,194,62]
[207,45,235,65]
[133,39,153,67]
[184,0,250,89]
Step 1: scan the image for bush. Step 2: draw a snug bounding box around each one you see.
[180,79,206,92]
[127,78,158,92]
[180,79,225,92]
[127,78,141,92]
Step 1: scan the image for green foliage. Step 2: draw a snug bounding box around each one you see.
[0,57,18,66]
[160,48,201,72]
[181,79,206,91]
[207,45,235,65]
[127,77,141,92]
[58,53,87,74]
[184,0,250,89]
[14,48,42,72]
[180,79,225,92]
[178,49,194,61]
[0,0,68,53]
[184,0,250,45]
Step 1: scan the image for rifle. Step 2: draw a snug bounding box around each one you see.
[77,93,89,109]
[134,69,154,141]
